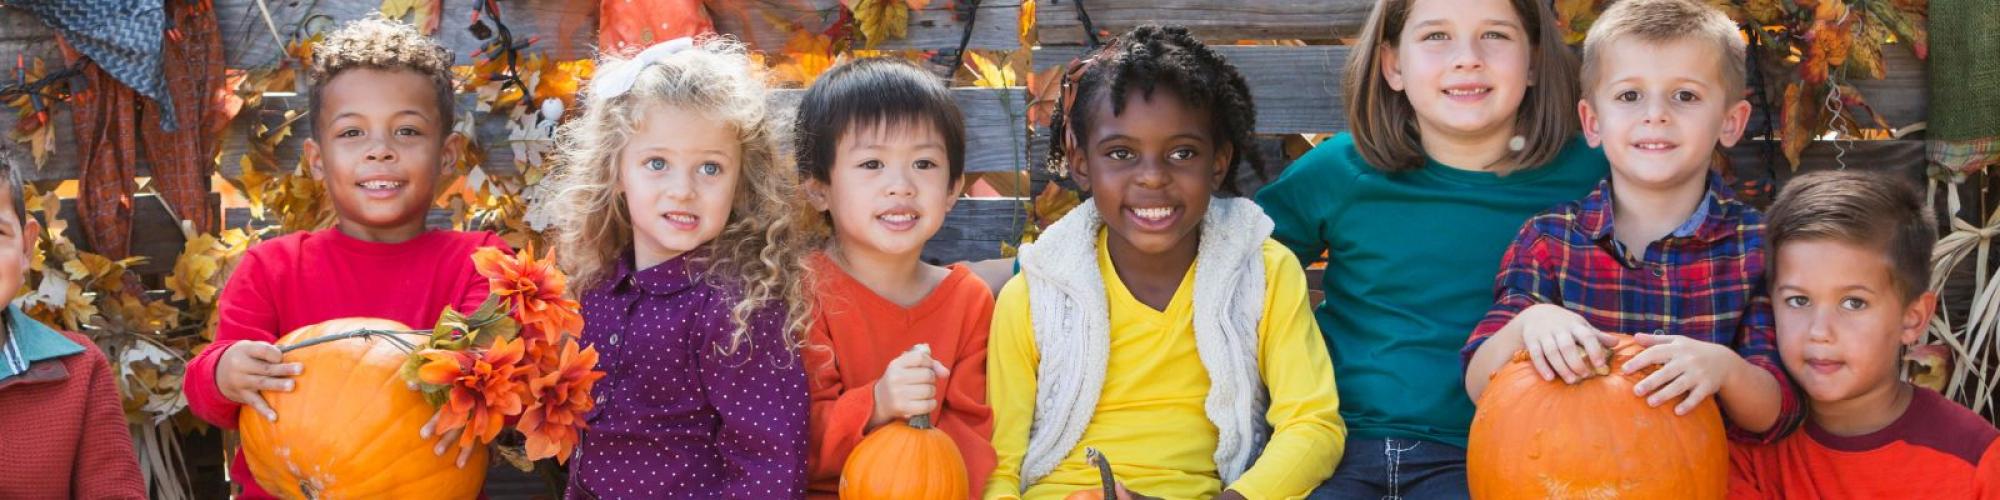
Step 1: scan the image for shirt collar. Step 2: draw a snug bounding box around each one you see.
[1578,172,1740,244]
[0,303,82,381]
[606,248,703,297]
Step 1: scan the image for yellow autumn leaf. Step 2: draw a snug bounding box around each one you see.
[166,252,220,304]
[379,0,442,34]
[966,51,1016,88]
[847,0,911,49]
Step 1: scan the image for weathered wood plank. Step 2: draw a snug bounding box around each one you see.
[212,0,599,67]
[1035,0,1373,45]
[1035,45,1349,135]
[711,0,1023,52]
[54,194,217,278]
[1748,46,1928,134]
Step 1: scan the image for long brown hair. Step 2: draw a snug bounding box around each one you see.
[1344,0,1580,173]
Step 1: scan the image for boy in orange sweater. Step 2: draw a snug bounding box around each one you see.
[181,18,505,499]
[0,148,145,499]
[1730,170,2000,498]
[795,57,996,498]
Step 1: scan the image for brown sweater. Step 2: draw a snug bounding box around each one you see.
[0,330,145,499]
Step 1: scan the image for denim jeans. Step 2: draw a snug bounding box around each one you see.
[1308,437,1470,500]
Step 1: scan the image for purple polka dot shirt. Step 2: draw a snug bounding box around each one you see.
[565,250,809,499]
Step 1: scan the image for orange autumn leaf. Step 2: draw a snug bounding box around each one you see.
[519,340,605,463]
[473,245,583,343]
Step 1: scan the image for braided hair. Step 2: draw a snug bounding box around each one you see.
[1044,24,1264,196]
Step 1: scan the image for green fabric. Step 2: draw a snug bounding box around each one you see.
[1254,133,1608,447]
[1929,0,2000,141]
[0,303,82,380]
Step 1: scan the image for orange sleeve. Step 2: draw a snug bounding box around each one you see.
[804,317,879,484]
[1977,440,2000,500]
[937,281,996,499]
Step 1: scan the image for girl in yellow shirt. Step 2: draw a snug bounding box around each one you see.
[985,25,1346,500]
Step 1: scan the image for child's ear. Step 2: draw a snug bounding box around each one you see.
[19,217,39,263]
[949,174,968,199]
[1717,99,1753,148]
[1211,142,1235,189]
[303,138,325,180]
[1378,44,1406,92]
[803,178,830,212]
[1578,99,1603,148]
[1067,146,1093,192]
[1900,291,1939,345]
[440,132,469,174]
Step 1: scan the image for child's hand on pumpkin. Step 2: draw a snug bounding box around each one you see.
[419,410,477,468]
[216,341,302,422]
[1513,304,1620,384]
[1622,334,1747,415]
[868,344,951,431]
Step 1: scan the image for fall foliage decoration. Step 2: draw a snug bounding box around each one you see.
[1554,0,1929,168]
[238,318,487,500]
[839,412,969,500]
[1467,335,1728,499]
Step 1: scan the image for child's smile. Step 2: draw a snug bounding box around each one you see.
[1581,37,1748,191]
[817,121,959,260]
[1383,0,1533,144]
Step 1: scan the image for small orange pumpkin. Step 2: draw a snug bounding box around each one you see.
[239,318,488,499]
[1468,334,1728,499]
[839,414,967,500]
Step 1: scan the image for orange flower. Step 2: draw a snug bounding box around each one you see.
[472,245,584,344]
[519,340,605,463]
[419,337,536,450]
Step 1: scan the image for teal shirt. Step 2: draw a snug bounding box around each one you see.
[0,304,83,381]
[1254,133,1608,447]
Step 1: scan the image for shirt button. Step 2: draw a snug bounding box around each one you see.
[609,333,621,345]
[1651,266,1665,277]
[1653,328,1666,336]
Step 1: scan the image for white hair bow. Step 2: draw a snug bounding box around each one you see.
[589,37,696,100]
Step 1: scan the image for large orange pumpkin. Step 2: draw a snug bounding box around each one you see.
[1468,334,1728,499]
[239,318,488,499]
[839,414,967,500]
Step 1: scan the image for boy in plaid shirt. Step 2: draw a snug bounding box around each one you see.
[1460,0,1801,443]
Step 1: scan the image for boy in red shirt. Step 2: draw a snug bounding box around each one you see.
[1730,170,2000,498]
[182,17,505,498]
[0,148,145,499]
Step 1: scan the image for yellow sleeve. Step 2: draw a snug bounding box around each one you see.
[1230,241,1346,499]
[983,274,1038,500]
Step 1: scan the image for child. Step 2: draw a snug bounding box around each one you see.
[988,25,1345,500]
[1461,0,1800,445]
[543,37,815,498]
[1253,0,1607,495]
[182,18,504,499]
[794,58,996,498]
[1730,171,2000,498]
[0,149,145,498]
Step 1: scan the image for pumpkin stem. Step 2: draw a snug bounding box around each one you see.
[280,328,422,354]
[908,414,934,430]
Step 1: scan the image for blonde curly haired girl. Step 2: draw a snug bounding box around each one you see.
[541,36,816,497]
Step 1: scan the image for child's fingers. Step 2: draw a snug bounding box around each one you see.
[434,427,465,456]
[931,359,951,378]
[1573,325,1610,371]
[242,392,278,422]
[256,375,295,392]
[1647,373,1698,408]
[264,362,302,378]
[1633,360,1685,399]
[455,439,475,468]
[1537,334,1580,383]
[421,411,439,439]
[1522,337,1556,382]
[1621,342,1674,374]
[1674,382,1721,415]
[1633,333,1673,347]
[1552,333,1592,382]
[242,342,286,364]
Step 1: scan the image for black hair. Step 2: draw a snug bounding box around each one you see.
[794,57,968,183]
[1045,24,1264,196]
